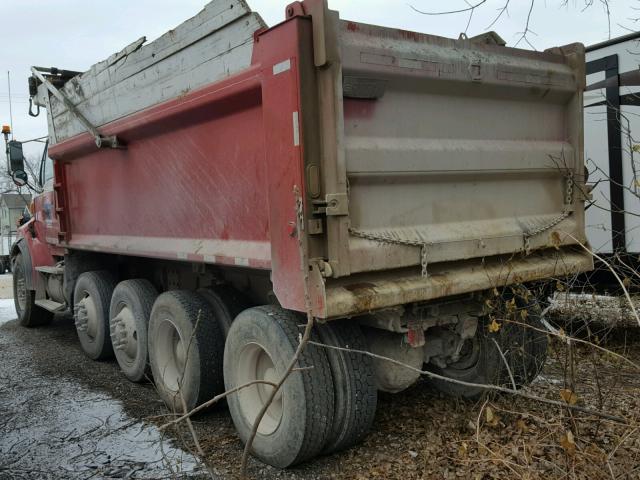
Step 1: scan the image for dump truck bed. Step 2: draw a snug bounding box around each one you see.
[36,0,592,319]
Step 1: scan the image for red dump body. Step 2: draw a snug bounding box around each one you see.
[40,14,312,310]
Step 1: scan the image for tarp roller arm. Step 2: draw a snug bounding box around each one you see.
[30,67,125,150]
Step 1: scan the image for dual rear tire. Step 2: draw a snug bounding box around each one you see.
[223,306,377,467]
[428,287,548,398]
[110,279,158,382]
[74,271,117,360]
[148,290,226,412]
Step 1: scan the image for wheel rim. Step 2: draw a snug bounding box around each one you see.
[444,336,481,372]
[236,342,283,436]
[155,318,187,392]
[15,267,27,312]
[111,302,138,364]
[76,292,99,340]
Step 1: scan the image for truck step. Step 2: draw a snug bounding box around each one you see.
[35,299,66,313]
[36,265,64,275]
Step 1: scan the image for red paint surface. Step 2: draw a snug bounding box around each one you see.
[26,15,319,314]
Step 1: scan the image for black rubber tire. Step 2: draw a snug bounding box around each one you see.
[316,321,377,454]
[13,253,53,328]
[428,286,548,399]
[74,271,117,360]
[149,290,225,412]
[197,285,248,337]
[109,279,158,382]
[224,306,335,468]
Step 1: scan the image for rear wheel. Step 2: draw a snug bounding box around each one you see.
[428,286,548,398]
[316,321,377,454]
[110,279,158,382]
[74,271,117,360]
[224,306,335,468]
[198,285,248,337]
[13,253,53,328]
[148,290,225,412]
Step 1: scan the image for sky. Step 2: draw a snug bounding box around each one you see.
[0,0,637,159]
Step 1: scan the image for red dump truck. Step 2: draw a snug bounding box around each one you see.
[10,0,592,468]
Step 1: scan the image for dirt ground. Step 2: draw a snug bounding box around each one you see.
[1,272,640,479]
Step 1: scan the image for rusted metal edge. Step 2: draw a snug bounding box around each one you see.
[323,247,593,319]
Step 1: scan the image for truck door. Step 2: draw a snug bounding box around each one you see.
[34,142,62,245]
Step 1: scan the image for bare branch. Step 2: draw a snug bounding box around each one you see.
[307,340,628,424]
[409,0,488,16]
[514,0,536,49]
[486,1,511,29]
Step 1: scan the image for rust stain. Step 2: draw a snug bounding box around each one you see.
[346,22,359,32]
[396,28,422,42]
[343,98,378,120]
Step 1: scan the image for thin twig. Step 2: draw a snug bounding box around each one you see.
[492,338,517,391]
[308,341,628,424]
[159,380,277,431]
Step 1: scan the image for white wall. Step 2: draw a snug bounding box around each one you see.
[585,36,640,254]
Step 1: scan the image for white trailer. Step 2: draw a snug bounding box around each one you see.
[585,32,640,255]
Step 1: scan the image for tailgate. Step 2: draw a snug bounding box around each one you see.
[313,13,587,278]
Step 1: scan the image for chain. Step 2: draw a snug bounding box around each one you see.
[349,172,575,273]
[523,172,574,253]
[348,228,430,278]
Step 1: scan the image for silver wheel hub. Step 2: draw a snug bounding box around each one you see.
[111,304,139,362]
[236,343,283,436]
[75,293,98,339]
[155,319,186,392]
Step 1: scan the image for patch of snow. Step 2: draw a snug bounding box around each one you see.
[0,298,16,326]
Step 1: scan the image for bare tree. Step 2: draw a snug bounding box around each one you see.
[410,0,613,49]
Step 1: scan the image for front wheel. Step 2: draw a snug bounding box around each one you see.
[428,286,548,399]
[13,253,53,328]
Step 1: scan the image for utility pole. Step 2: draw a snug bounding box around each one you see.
[6,71,13,140]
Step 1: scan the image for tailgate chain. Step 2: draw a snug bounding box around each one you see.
[349,172,575,273]
[348,228,430,278]
[523,172,574,254]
